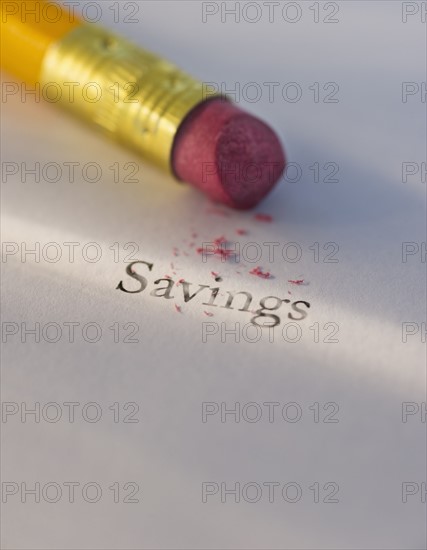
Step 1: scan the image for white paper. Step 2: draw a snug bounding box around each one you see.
[1,2,426,548]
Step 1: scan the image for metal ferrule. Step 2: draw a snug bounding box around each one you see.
[40,24,212,173]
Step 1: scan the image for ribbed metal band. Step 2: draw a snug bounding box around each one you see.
[40,25,213,173]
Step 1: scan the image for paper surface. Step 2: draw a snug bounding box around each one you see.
[1,1,426,548]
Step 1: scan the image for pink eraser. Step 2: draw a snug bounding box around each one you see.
[172,98,286,209]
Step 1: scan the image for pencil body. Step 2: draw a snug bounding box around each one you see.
[1,0,209,172]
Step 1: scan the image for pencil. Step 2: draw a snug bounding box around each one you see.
[1,0,286,208]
